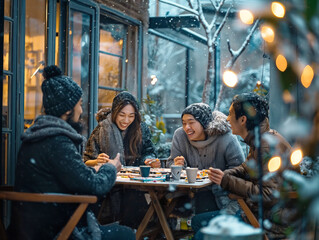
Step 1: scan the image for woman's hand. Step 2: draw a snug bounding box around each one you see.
[174,156,185,166]
[145,158,161,168]
[208,167,224,185]
[96,153,110,163]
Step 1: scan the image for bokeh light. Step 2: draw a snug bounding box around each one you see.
[239,9,254,25]
[276,54,287,72]
[290,149,303,166]
[301,65,314,88]
[261,25,275,43]
[271,2,285,18]
[223,70,238,88]
[150,75,158,85]
[268,156,281,172]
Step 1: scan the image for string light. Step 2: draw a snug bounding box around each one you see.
[268,156,281,172]
[276,54,287,72]
[271,2,285,18]
[239,10,254,25]
[223,70,238,88]
[301,65,314,88]
[290,149,303,166]
[150,75,158,85]
[261,25,275,43]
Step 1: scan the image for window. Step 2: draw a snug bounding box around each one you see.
[24,0,46,128]
[98,13,139,110]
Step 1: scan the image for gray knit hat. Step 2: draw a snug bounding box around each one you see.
[112,91,139,111]
[182,103,213,129]
[42,65,83,117]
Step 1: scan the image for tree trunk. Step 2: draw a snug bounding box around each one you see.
[202,44,215,103]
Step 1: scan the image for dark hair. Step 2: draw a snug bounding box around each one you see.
[231,93,269,131]
[111,100,142,165]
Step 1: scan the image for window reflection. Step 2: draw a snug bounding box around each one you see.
[2,76,9,128]
[5,0,11,17]
[69,10,91,137]
[98,90,117,109]
[3,21,11,71]
[98,18,126,110]
[1,134,9,184]
[24,0,46,128]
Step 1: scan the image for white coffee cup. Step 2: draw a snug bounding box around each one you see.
[171,165,183,181]
[186,167,198,183]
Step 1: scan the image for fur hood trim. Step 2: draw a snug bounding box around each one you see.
[205,111,231,136]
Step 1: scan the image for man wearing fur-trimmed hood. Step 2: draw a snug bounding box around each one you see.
[167,103,245,215]
[167,103,244,170]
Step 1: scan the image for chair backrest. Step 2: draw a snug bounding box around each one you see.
[0,190,97,240]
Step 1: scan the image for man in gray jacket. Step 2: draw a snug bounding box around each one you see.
[167,103,245,214]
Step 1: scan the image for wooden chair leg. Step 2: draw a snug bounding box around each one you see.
[56,203,89,240]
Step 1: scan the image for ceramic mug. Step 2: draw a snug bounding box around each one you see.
[171,165,183,181]
[186,167,198,183]
[140,165,151,177]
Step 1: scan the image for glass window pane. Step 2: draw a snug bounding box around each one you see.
[98,54,122,88]
[5,0,11,17]
[24,0,46,127]
[3,21,11,71]
[55,2,60,66]
[99,24,125,56]
[2,75,10,128]
[1,133,9,184]
[69,10,91,137]
[98,89,117,110]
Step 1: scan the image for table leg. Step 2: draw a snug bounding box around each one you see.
[149,191,174,240]
[136,203,155,240]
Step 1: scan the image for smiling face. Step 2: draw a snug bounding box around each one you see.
[226,103,247,139]
[182,114,206,141]
[115,104,136,130]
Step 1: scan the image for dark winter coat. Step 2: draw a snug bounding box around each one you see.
[10,115,117,240]
[221,118,292,238]
[83,111,156,166]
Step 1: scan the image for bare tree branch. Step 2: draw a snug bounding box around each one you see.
[211,5,232,45]
[209,0,218,10]
[159,0,199,15]
[225,19,260,69]
[214,19,261,110]
[192,0,210,30]
[227,39,234,57]
[208,0,226,31]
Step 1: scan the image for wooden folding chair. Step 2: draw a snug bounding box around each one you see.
[0,190,97,240]
[229,193,269,240]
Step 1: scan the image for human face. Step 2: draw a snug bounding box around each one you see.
[115,104,135,130]
[182,114,206,141]
[226,104,247,138]
[72,98,83,123]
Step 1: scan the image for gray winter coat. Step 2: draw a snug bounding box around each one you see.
[84,112,156,166]
[167,111,245,170]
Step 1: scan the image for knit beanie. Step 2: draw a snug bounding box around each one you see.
[112,91,139,111]
[182,103,213,129]
[41,65,83,117]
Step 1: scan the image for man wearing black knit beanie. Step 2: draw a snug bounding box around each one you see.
[9,65,134,240]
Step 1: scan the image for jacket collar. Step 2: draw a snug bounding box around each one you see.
[244,118,270,148]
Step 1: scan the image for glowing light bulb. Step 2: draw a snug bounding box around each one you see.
[276,54,287,72]
[271,2,285,18]
[261,25,275,43]
[223,70,238,88]
[290,149,303,166]
[268,156,281,172]
[239,10,254,25]
[301,65,314,88]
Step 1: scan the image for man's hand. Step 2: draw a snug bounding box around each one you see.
[108,153,122,172]
[208,167,224,185]
[174,156,185,166]
[96,153,110,163]
[145,158,161,168]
